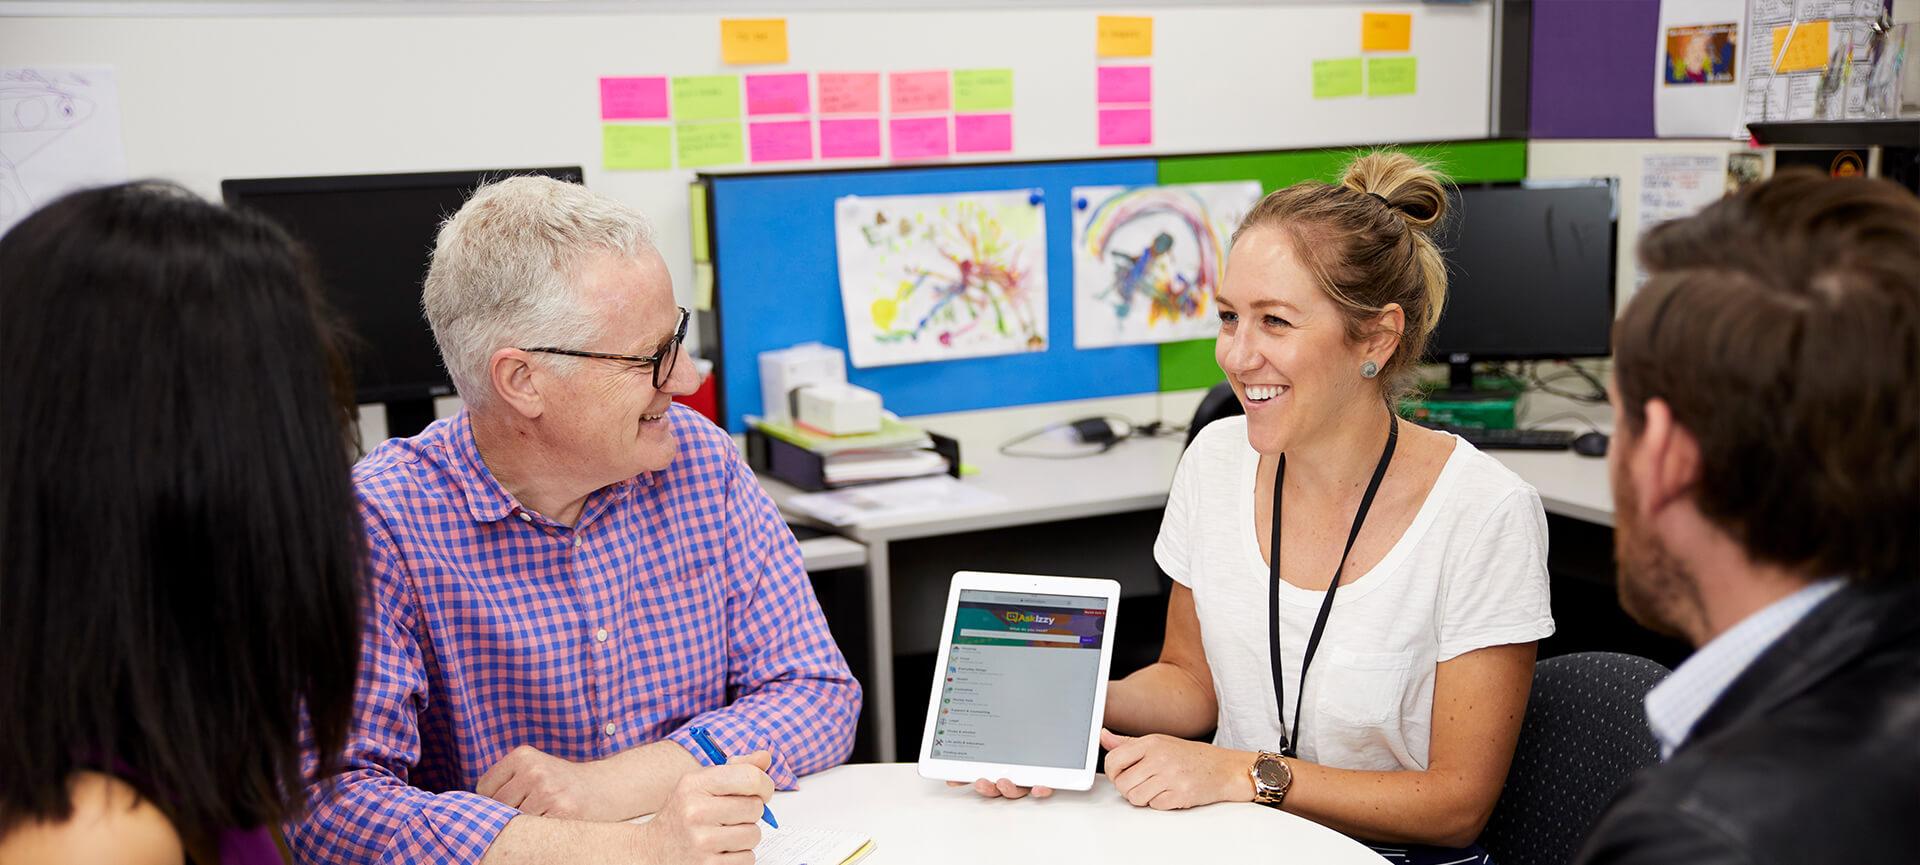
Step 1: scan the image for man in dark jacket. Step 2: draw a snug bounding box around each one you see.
[1573,169,1920,865]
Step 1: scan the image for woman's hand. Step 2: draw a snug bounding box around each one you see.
[1101,728,1254,811]
[946,778,1054,799]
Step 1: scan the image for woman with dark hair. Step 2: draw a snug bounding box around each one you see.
[0,182,363,864]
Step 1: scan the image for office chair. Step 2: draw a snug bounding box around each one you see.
[1185,380,1244,449]
[1479,652,1671,865]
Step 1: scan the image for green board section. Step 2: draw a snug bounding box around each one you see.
[1153,139,1528,392]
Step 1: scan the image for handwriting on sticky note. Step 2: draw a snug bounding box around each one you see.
[952,69,1014,112]
[1098,15,1154,57]
[1313,58,1364,99]
[673,75,741,121]
[749,120,813,163]
[745,73,810,116]
[1096,66,1152,105]
[890,116,950,159]
[819,72,880,115]
[720,18,788,65]
[600,77,668,120]
[820,118,881,159]
[889,71,950,114]
[1770,21,1830,73]
[676,121,744,167]
[602,125,671,170]
[1362,13,1413,52]
[1368,57,1417,96]
[954,113,1013,153]
[1097,107,1151,147]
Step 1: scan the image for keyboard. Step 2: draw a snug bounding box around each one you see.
[1418,423,1575,451]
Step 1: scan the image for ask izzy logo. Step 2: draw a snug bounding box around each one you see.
[1002,610,1056,626]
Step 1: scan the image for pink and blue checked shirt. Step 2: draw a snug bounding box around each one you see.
[288,405,860,864]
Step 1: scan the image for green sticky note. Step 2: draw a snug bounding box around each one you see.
[1368,57,1417,97]
[952,68,1014,112]
[672,75,742,121]
[676,121,744,167]
[603,125,672,170]
[1312,58,1363,99]
[689,183,710,263]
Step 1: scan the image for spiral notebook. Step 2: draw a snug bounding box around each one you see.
[753,826,874,865]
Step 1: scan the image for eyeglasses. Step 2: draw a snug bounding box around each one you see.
[520,306,689,390]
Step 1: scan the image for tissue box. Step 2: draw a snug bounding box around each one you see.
[794,383,883,436]
[758,342,846,425]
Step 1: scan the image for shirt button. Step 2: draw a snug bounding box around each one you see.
[573,535,583,548]
[604,721,617,737]
[517,512,532,523]
[595,627,609,643]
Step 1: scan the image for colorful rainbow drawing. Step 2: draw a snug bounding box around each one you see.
[1080,187,1229,327]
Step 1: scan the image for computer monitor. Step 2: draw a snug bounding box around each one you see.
[223,166,583,437]
[1426,178,1618,397]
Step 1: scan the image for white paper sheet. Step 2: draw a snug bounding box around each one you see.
[785,475,1005,527]
[1,66,128,238]
[1653,0,1747,137]
[833,189,1048,369]
[1069,181,1260,350]
[753,826,873,865]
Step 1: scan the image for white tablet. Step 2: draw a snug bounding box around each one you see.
[916,571,1121,791]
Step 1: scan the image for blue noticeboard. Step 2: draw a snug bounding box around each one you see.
[708,159,1161,432]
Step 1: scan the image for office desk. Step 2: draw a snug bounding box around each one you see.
[775,763,1386,864]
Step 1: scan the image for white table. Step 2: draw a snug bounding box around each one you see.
[774,763,1386,864]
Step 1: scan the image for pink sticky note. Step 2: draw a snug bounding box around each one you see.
[818,72,881,115]
[820,118,882,158]
[745,73,810,116]
[954,113,1013,154]
[1097,66,1152,105]
[600,76,669,120]
[1098,107,1152,146]
[890,116,951,160]
[889,70,951,114]
[749,120,813,162]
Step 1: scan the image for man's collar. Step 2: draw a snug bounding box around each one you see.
[448,410,524,523]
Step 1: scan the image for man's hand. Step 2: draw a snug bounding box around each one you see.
[1101,728,1255,811]
[634,752,775,865]
[477,745,638,822]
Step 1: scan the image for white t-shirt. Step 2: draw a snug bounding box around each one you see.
[1154,417,1555,771]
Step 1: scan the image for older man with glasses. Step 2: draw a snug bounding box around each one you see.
[290,177,861,865]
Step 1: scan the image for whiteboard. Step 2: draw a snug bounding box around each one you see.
[1,3,1493,352]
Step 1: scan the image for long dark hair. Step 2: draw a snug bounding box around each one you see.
[0,182,363,852]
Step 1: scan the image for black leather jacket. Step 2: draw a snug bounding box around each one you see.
[1573,582,1920,865]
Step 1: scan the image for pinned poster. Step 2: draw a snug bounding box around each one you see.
[0,67,127,238]
[820,118,881,159]
[720,19,788,65]
[600,77,669,120]
[1097,66,1152,104]
[676,122,745,167]
[1367,57,1417,96]
[745,73,810,116]
[602,125,672,170]
[749,120,812,162]
[1361,13,1413,52]
[889,71,951,114]
[1098,15,1154,57]
[1098,107,1152,146]
[954,113,1013,153]
[1071,181,1262,349]
[1313,59,1364,99]
[819,72,881,114]
[1656,0,1747,137]
[1769,20,1830,72]
[952,69,1014,112]
[673,75,742,121]
[890,116,950,159]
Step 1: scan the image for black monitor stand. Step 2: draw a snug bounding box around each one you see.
[1433,353,1519,402]
[383,397,439,440]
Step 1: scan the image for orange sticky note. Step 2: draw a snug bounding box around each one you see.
[1098,15,1153,57]
[1362,13,1413,52]
[1769,20,1830,73]
[721,18,788,65]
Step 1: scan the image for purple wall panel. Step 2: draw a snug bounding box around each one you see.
[1531,0,1660,138]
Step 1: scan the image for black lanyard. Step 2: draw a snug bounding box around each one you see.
[1268,416,1398,758]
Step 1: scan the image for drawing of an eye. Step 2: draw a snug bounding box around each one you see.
[0,91,94,133]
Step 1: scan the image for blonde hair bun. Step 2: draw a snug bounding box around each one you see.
[1340,151,1448,233]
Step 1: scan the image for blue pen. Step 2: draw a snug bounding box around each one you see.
[686,725,779,829]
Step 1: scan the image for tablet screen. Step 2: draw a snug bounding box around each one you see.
[929,589,1111,769]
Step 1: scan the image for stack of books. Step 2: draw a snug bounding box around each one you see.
[749,413,951,487]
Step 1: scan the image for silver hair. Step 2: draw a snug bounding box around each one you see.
[422,175,656,407]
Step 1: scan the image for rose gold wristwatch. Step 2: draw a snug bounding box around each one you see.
[1250,751,1293,808]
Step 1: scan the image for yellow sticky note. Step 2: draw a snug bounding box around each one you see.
[689,183,710,263]
[1362,13,1413,52]
[1098,15,1153,57]
[602,125,672,171]
[721,18,788,65]
[1770,20,1830,73]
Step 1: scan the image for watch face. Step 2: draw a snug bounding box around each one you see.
[1254,759,1287,787]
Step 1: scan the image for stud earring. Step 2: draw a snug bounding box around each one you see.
[1360,361,1380,379]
